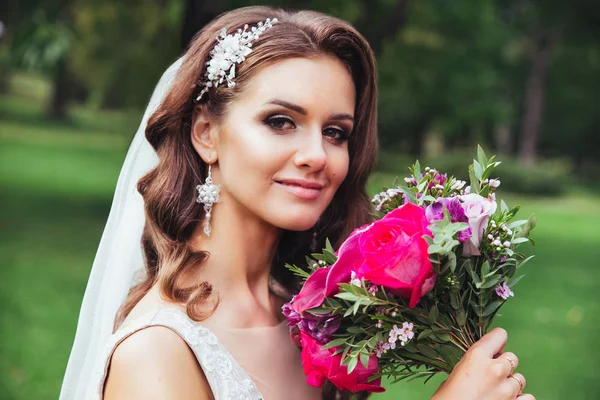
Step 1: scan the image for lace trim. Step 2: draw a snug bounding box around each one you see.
[90,308,264,400]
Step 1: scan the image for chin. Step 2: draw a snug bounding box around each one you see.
[270,212,321,232]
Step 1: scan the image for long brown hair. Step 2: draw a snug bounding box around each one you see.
[117,6,378,397]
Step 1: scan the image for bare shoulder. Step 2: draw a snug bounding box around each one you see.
[103,325,213,400]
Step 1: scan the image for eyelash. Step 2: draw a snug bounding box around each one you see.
[263,115,350,144]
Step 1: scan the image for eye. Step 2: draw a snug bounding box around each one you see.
[323,127,350,144]
[264,115,296,131]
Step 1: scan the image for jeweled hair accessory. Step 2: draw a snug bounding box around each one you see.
[195,18,278,102]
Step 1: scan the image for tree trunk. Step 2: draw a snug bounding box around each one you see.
[518,31,559,165]
[46,57,70,119]
[181,0,229,51]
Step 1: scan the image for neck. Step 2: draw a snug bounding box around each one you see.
[187,194,284,327]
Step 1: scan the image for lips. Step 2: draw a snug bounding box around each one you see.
[275,179,325,200]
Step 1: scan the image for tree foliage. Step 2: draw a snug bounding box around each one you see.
[4,0,599,171]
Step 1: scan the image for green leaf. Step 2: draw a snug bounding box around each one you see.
[481,164,496,181]
[347,356,359,374]
[335,292,360,302]
[346,326,364,334]
[468,166,481,194]
[481,274,502,289]
[434,332,451,343]
[511,237,530,245]
[307,307,333,315]
[508,275,525,287]
[360,352,371,368]
[322,338,348,349]
[413,160,421,181]
[325,238,334,254]
[438,344,464,366]
[473,160,483,180]
[481,261,490,278]
[477,145,488,168]
[397,186,417,203]
[351,298,362,315]
[322,249,338,264]
[418,329,433,340]
[429,305,439,324]
[450,294,459,310]
[517,255,535,269]
[428,244,442,254]
[456,309,467,326]
[482,300,503,317]
[416,343,440,359]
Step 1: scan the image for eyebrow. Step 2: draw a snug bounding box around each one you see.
[265,99,354,122]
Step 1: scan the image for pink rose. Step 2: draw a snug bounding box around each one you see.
[291,223,373,314]
[299,332,385,393]
[356,203,435,308]
[459,193,497,256]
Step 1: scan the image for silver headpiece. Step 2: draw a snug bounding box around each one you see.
[195,18,278,102]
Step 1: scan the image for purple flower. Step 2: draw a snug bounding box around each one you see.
[374,341,391,358]
[495,282,514,300]
[283,302,341,344]
[425,198,472,242]
[432,173,447,186]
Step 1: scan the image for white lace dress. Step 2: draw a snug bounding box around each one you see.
[90,308,265,399]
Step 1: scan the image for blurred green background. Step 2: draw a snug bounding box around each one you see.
[1,0,599,399]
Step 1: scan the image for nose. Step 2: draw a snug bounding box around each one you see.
[293,130,327,172]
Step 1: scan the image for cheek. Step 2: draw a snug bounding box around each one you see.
[219,128,286,187]
[327,148,350,189]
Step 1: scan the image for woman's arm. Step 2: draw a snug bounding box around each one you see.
[103,326,213,400]
[432,328,534,400]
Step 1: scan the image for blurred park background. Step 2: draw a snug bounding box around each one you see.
[1,0,599,399]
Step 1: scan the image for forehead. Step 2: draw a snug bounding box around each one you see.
[234,55,356,115]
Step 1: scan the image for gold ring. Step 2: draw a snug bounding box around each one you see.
[503,355,516,375]
[509,374,524,393]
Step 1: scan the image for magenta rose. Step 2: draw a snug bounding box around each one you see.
[292,204,435,312]
[356,203,435,308]
[291,223,374,314]
[299,332,385,393]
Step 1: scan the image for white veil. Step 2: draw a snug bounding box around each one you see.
[59,57,183,399]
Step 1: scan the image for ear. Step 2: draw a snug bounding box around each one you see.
[191,108,219,164]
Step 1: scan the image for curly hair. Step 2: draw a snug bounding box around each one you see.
[115,6,378,399]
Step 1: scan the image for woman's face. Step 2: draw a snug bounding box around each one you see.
[210,55,355,231]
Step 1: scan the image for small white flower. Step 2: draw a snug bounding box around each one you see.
[489,179,501,188]
[452,180,466,190]
[350,271,362,287]
[400,322,414,342]
[503,241,511,248]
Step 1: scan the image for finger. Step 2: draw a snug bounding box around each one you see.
[507,373,527,396]
[517,395,535,400]
[496,351,519,375]
[472,327,508,357]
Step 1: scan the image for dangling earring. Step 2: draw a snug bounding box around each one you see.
[196,163,221,237]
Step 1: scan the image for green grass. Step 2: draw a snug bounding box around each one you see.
[1,80,599,399]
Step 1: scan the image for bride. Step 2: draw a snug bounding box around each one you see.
[60,6,534,400]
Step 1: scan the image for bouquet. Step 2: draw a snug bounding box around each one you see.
[283,146,536,393]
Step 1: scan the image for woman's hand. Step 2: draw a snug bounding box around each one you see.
[431,328,534,400]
